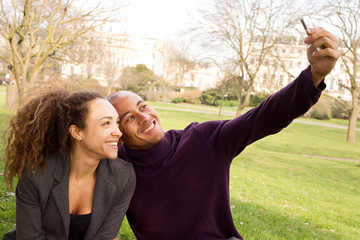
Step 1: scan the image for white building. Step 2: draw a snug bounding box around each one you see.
[60,22,357,101]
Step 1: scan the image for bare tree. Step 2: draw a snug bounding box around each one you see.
[156,39,197,101]
[102,36,131,95]
[155,42,178,101]
[167,40,197,88]
[192,0,300,116]
[65,31,131,95]
[321,0,360,143]
[0,0,125,107]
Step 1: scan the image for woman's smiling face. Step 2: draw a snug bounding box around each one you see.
[76,98,122,160]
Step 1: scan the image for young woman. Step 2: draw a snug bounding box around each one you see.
[2,89,136,240]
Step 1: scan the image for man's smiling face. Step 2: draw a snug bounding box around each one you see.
[110,92,164,150]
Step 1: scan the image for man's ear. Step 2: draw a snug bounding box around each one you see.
[69,125,82,141]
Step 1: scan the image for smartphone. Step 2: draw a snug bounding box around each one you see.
[300,18,309,35]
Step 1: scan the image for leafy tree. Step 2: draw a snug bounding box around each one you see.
[119,64,162,95]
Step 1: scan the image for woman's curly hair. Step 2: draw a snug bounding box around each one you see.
[3,88,104,188]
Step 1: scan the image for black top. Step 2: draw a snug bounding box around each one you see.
[68,213,92,240]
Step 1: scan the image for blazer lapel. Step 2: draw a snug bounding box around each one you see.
[84,159,116,239]
[50,154,70,237]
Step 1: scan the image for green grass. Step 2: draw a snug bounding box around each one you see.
[1,93,360,239]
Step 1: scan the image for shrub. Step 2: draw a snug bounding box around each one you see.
[309,97,331,120]
[146,91,161,102]
[171,97,186,103]
[180,89,202,104]
[330,100,347,119]
[310,109,330,120]
[250,92,270,107]
[214,99,238,107]
[200,90,220,106]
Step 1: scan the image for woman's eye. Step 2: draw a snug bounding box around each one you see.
[102,121,110,126]
[141,105,147,110]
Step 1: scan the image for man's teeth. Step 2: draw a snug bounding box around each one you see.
[143,122,154,133]
[106,142,118,146]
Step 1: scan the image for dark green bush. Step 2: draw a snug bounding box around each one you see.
[310,109,330,120]
[200,90,220,106]
[171,97,186,103]
[214,99,238,107]
[250,92,270,107]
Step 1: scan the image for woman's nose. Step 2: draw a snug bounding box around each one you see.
[113,125,122,137]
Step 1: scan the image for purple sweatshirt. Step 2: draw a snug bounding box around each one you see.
[118,66,325,240]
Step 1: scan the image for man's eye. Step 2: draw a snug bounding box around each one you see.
[128,115,134,121]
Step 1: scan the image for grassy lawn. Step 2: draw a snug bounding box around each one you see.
[0,92,359,239]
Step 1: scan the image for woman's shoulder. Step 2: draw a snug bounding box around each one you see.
[102,158,135,178]
[109,157,133,168]
[22,154,66,179]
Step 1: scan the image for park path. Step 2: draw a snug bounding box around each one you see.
[153,105,360,163]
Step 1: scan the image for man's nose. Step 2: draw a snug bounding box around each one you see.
[137,112,150,123]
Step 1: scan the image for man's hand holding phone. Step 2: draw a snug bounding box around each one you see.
[300,18,339,86]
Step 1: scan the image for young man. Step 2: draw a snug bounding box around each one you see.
[108,27,339,240]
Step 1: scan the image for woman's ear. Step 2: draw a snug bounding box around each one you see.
[69,125,82,141]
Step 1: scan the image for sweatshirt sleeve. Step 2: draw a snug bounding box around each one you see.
[216,65,325,159]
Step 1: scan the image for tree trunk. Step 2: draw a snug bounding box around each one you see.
[5,78,18,110]
[346,90,358,143]
[218,92,225,117]
[236,85,253,116]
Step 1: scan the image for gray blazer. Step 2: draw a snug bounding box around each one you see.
[3,154,136,240]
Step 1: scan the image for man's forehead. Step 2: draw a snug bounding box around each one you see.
[110,92,142,103]
[112,93,144,113]
[121,93,143,104]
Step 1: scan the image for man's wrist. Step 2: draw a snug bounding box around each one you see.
[311,66,325,87]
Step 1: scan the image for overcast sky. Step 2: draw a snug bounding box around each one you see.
[123,0,205,39]
[120,0,333,40]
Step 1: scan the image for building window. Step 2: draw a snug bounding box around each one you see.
[288,61,293,68]
[271,74,276,82]
[338,80,343,91]
[279,75,284,86]
[263,74,267,84]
